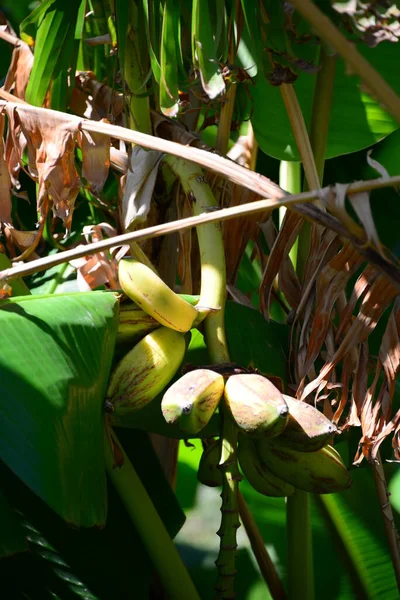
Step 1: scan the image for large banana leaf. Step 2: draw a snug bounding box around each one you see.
[0,291,119,526]
[0,428,185,597]
[249,15,400,160]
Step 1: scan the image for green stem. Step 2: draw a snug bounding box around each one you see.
[287,490,314,600]
[124,2,152,134]
[279,161,301,270]
[105,430,200,600]
[215,406,241,599]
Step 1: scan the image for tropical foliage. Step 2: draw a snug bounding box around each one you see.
[0,1,399,599]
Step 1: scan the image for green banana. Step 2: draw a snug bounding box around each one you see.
[161,368,224,434]
[117,302,161,345]
[197,439,223,487]
[278,395,337,452]
[224,374,289,438]
[118,258,198,333]
[257,438,352,494]
[238,436,295,497]
[106,327,187,416]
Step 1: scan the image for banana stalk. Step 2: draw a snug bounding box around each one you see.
[164,156,240,599]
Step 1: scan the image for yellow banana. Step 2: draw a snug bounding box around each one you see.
[257,439,352,494]
[278,395,337,452]
[238,436,294,497]
[224,374,289,438]
[106,327,187,416]
[161,368,224,434]
[117,302,161,345]
[118,258,198,333]
[197,439,223,487]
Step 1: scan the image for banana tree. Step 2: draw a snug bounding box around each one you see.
[0,1,399,599]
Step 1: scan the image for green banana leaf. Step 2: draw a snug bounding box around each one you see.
[0,291,119,526]
[24,0,82,108]
[249,21,400,160]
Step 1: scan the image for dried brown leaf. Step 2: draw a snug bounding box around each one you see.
[121,146,163,231]
[336,264,378,340]
[78,124,110,193]
[70,224,119,290]
[5,104,81,230]
[260,211,303,316]
[300,241,364,378]
[3,39,33,100]
[378,297,400,415]
[301,276,398,400]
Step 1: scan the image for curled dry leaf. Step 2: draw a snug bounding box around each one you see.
[73,72,125,123]
[299,241,364,380]
[301,276,398,402]
[259,217,301,311]
[259,211,304,317]
[3,38,33,100]
[78,124,110,194]
[5,103,81,230]
[69,224,119,291]
[121,146,163,231]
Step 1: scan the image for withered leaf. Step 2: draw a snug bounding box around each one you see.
[3,38,33,100]
[5,103,81,230]
[78,125,110,194]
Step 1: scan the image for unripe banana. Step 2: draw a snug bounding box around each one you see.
[118,258,198,333]
[197,439,222,487]
[117,302,161,345]
[161,369,224,434]
[238,436,294,497]
[106,327,187,416]
[278,395,337,452]
[224,374,289,438]
[257,439,352,494]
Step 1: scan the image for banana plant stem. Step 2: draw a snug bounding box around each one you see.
[370,452,400,592]
[105,430,200,600]
[286,490,315,600]
[215,406,241,599]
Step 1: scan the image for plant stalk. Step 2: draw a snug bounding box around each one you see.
[286,490,314,600]
[370,451,400,592]
[123,2,152,134]
[104,430,200,600]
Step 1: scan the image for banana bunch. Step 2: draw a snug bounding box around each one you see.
[106,258,203,417]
